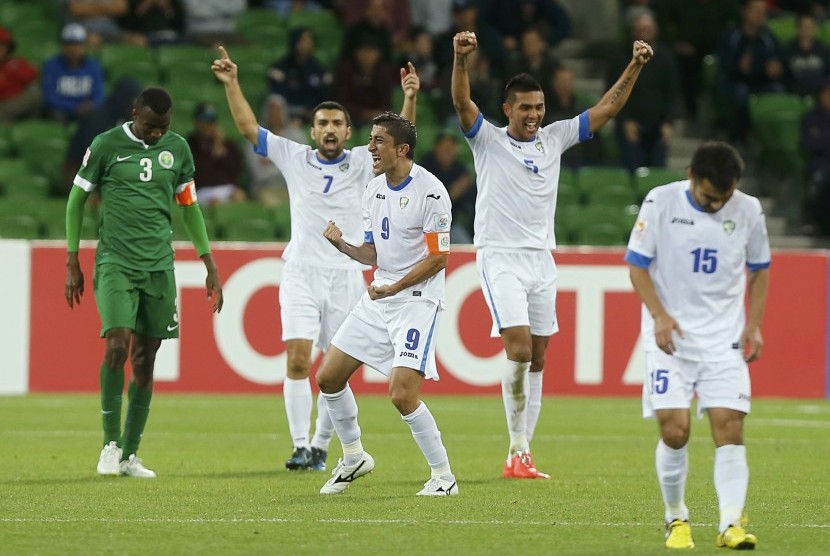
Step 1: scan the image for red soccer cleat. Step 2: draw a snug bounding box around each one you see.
[502,458,515,478]
[510,451,550,479]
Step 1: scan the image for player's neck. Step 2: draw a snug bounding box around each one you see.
[385,160,413,187]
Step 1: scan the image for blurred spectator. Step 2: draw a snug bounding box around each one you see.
[62,76,143,192]
[544,66,604,169]
[784,13,830,96]
[439,47,501,123]
[483,0,572,53]
[181,0,247,46]
[333,37,396,128]
[506,27,561,96]
[776,0,830,18]
[263,0,326,15]
[64,0,129,47]
[606,10,681,171]
[267,27,332,123]
[0,27,41,123]
[41,24,105,123]
[119,0,186,47]
[434,0,507,78]
[339,0,396,63]
[246,94,308,206]
[419,131,475,243]
[800,77,830,235]
[409,0,453,36]
[336,0,410,53]
[716,0,786,142]
[654,0,741,118]
[400,28,441,92]
[187,102,246,205]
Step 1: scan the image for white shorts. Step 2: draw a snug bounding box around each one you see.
[331,295,442,380]
[476,248,559,337]
[642,350,752,419]
[279,259,365,350]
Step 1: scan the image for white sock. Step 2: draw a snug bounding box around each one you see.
[526,370,543,445]
[310,392,334,451]
[656,439,689,523]
[402,402,452,479]
[283,377,312,449]
[502,360,530,457]
[714,444,748,532]
[322,384,362,465]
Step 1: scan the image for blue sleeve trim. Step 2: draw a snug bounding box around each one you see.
[747,261,771,271]
[625,249,653,268]
[462,112,484,138]
[253,127,268,157]
[364,231,374,244]
[578,111,593,142]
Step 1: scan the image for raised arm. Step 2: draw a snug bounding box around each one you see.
[323,221,377,266]
[451,31,482,133]
[399,62,420,124]
[211,46,259,145]
[587,40,653,133]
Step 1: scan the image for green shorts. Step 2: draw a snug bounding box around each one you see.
[93,263,179,338]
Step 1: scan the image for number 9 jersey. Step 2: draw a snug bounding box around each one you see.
[625,180,771,361]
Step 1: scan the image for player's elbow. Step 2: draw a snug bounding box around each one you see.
[433,254,449,271]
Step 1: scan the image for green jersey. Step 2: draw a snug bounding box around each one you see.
[74,122,195,271]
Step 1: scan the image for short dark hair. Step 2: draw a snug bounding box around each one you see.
[689,141,744,192]
[372,111,417,160]
[135,87,172,115]
[312,101,351,127]
[504,73,543,104]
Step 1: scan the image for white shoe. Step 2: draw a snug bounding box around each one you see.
[119,454,157,478]
[319,452,375,494]
[97,441,122,476]
[416,476,459,496]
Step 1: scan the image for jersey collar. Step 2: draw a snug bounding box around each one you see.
[316,151,347,165]
[685,189,707,212]
[387,175,413,191]
[123,122,150,148]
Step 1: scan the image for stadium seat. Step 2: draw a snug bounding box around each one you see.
[99,45,160,88]
[0,2,48,25]
[235,9,288,49]
[749,93,809,175]
[632,167,687,202]
[273,203,291,241]
[557,169,582,207]
[0,135,11,157]
[213,202,279,241]
[767,15,797,45]
[0,214,40,239]
[0,158,34,196]
[157,45,215,82]
[576,167,633,204]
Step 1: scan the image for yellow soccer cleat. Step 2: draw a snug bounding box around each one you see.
[716,523,757,550]
[665,519,695,549]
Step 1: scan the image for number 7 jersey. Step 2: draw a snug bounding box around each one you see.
[625,180,772,361]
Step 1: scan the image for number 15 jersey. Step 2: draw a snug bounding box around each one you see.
[625,181,771,361]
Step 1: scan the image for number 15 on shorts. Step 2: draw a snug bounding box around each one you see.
[649,369,669,395]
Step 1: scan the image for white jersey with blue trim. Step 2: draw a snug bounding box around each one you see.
[363,163,452,303]
[463,111,591,250]
[255,127,374,269]
[625,180,772,361]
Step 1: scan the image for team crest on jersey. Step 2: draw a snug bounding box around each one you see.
[633,218,648,236]
[400,197,410,209]
[158,151,174,169]
[535,142,544,153]
[723,220,736,235]
[339,162,349,172]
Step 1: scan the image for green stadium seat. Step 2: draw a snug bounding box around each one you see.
[213,202,279,241]
[0,158,33,196]
[0,214,40,239]
[273,203,291,241]
[557,168,581,207]
[99,44,160,88]
[576,167,632,204]
[4,174,50,200]
[632,167,687,202]
[767,16,797,45]
[749,93,810,175]
[235,9,289,49]
[157,45,216,82]
[0,2,48,25]
[0,135,11,157]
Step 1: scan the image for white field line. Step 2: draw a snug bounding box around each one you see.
[0,517,828,528]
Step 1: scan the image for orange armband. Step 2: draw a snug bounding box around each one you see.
[175,181,197,206]
[425,231,451,254]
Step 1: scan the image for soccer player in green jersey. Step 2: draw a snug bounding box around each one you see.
[64,87,224,478]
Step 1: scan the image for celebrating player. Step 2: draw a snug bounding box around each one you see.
[65,87,224,478]
[625,141,769,550]
[316,112,457,496]
[451,31,653,479]
[212,46,420,472]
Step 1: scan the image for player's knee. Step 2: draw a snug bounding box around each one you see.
[661,425,690,449]
[505,343,532,363]
[315,369,342,394]
[286,354,311,379]
[104,340,129,369]
[389,387,417,416]
[530,354,546,373]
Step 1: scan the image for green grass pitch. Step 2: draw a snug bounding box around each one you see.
[1,394,828,555]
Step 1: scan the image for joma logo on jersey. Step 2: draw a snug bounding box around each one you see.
[509,140,523,150]
[671,217,695,225]
[399,351,419,360]
[306,161,321,170]
[376,193,386,200]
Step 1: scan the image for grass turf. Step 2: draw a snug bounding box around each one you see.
[1,394,828,555]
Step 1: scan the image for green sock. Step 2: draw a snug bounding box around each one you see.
[120,380,153,460]
[100,362,124,446]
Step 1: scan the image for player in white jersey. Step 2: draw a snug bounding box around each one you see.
[212,46,420,472]
[316,112,457,496]
[625,141,770,550]
[451,31,654,479]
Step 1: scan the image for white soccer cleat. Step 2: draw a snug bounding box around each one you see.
[97,441,122,476]
[319,452,375,494]
[416,477,459,496]
[119,454,157,478]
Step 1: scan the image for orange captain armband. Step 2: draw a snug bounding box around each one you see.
[425,231,451,254]
[175,180,197,206]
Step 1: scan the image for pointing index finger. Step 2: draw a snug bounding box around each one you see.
[407,61,416,75]
[218,45,229,59]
